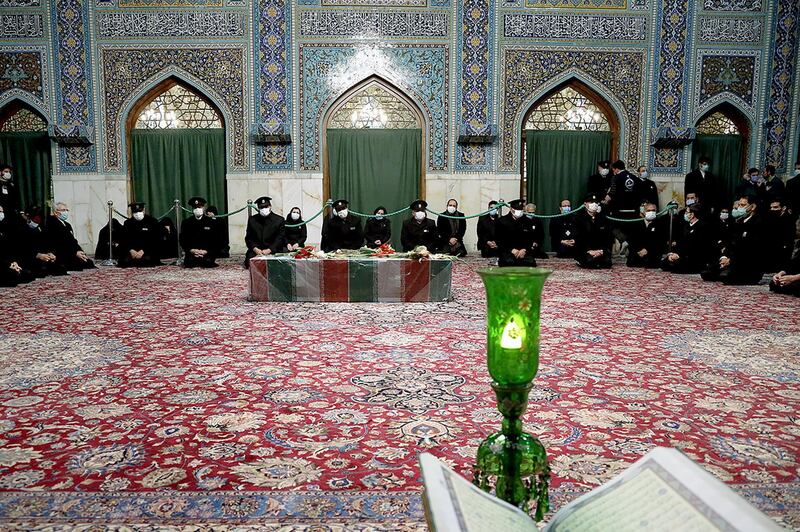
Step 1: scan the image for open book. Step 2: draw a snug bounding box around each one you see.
[420,448,781,531]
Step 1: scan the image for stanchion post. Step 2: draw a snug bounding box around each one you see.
[174,199,183,266]
[100,200,117,267]
[668,201,677,252]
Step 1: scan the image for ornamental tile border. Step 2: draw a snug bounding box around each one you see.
[298,11,449,39]
[763,0,797,169]
[52,0,96,172]
[500,47,645,172]
[502,13,647,41]
[99,46,247,173]
[254,0,292,170]
[298,43,449,172]
[96,11,247,39]
[456,0,494,171]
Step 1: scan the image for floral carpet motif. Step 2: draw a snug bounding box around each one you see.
[0,257,799,529]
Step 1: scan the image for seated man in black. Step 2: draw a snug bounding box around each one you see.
[662,204,709,274]
[437,199,467,257]
[95,218,124,261]
[524,203,548,259]
[710,204,734,263]
[401,200,438,252]
[770,253,800,296]
[44,202,96,271]
[19,206,66,277]
[496,199,536,267]
[158,217,178,260]
[285,206,307,251]
[549,198,576,258]
[763,197,795,272]
[627,202,666,268]
[0,206,34,287]
[364,206,391,248]
[120,202,162,268]
[181,196,220,268]
[244,196,286,267]
[701,195,764,285]
[573,193,613,269]
[476,200,500,258]
[321,199,363,252]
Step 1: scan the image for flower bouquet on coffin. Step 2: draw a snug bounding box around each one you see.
[293,245,326,259]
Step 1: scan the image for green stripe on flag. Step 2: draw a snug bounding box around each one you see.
[428,260,452,301]
[348,259,376,302]
[267,258,295,302]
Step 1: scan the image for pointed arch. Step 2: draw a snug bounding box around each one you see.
[0,94,50,128]
[519,78,621,197]
[0,99,49,132]
[321,75,427,201]
[694,101,750,140]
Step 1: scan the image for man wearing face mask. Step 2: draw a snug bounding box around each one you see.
[321,199,363,252]
[523,203,547,259]
[477,200,500,258]
[685,156,720,215]
[626,202,665,268]
[676,192,700,228]
[586,160,612,204]
[401,200,438,252]
[701,195,764,284]
[756,165,785,207]
[735,168,760,200]
[0,164,19,216]
[710,205,734,263]
[763,198,794,272]
[244,196,286,267]
[549,198,576,258]
[119,202,161,268]
[42,202,96,271]
[0,206,34,287]
[284,207,307,251]
[437,199,467,257]
[636,165,659,208]
[364,206,391,249]
[661,204,709,274]
[573,192,613,269]
[19,205,65,277]
[496,199,536,267]
[181,196,220,268]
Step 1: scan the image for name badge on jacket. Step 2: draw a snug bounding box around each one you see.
[204,226,211,230]
[1,186,7,195]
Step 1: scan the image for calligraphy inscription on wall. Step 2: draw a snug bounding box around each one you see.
[698,17,762,42]
[299,11,448,38]
[97,12,246,38]
[703,0,761,11]
[1,15,44,39]
[504,14,647,41]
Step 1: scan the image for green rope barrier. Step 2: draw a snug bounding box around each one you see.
[214,204,251,218]
[525,204,586,219]
[348,206,411,219]
[605,201,678,223]
[111,205,176,221]
[285,200,332,228]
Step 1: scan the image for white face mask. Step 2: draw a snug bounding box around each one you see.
[290,212,300,221]
[337,208,348,219]
[489,208,498,216]
[133,212,144,221]
[375,213,385,220]
[446,205,456,214]
[511,209,523,219]
[587,202,599,213]
[0,212,4,222]
[700,164,709,172]
[644,211,656,221]
[193,207,204,218]
[720,212,729,221]
[640,171,648,179]
[259,207,271,217]
[686,198,696,206]
[599,168,609,177]
[1,171,10,181]
[794,169,800,176]
[414,210,426,221]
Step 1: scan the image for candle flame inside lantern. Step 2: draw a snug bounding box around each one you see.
[500,315,524,350]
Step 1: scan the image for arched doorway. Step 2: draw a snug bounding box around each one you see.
[127,78,227,249]
[323,77,425,244]
[521,80,619,215]
[692,104,749,203]
[0,101,51,211]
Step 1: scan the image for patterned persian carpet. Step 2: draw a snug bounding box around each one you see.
[0,257,799,530]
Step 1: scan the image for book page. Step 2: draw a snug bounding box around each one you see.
[445,468,537,532]
[549,467,718,532]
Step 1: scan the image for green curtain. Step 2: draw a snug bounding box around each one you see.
[327,128,421,245]
[0,132,52,210]
[691,134,743,204]
[130,129,226,221]
[526,130,611,251]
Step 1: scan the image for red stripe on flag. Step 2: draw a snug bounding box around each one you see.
[403,259,430,302]
[249,258,269,301]
[322,259,349,302]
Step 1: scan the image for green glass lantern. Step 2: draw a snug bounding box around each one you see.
[473,267,552,521]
